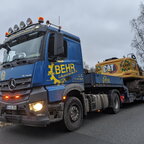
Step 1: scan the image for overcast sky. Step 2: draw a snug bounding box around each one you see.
[0,0,142,66]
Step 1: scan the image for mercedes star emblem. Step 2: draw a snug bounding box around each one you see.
[8,79,16,90]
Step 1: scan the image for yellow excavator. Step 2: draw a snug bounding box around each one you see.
[96,54,144,96]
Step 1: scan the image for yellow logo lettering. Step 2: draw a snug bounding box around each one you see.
[48,63,77,85]
[61,65,66,73]
[55,65,61,74]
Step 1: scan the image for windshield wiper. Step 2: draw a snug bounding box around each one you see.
[1,56,40,68]
[2,61,13,68]
[12,56,39,65]
[1,58,27,67]
[11,58,29,65]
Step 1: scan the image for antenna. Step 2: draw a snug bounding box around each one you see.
[58,16,61,32]
[58,16,60,26]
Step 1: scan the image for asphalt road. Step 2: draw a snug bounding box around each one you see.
[0,102,144,144]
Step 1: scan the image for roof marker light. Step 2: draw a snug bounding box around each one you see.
[46,20,62,31]
[46,20,50,25]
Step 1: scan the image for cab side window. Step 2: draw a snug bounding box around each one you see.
[63,39,67,57]
[48,33,67,59]
[48,34,54,58]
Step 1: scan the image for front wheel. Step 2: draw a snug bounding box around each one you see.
[63,97,83,131]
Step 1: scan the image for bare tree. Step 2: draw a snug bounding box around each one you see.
[131,3,144,64]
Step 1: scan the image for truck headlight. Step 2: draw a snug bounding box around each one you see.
[29,101,44,112]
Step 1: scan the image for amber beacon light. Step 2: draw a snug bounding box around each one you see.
[38,17,44,23]
[5,32,10,37]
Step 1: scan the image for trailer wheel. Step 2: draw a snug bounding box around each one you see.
[63,97,83,131]
[109,91,120,114]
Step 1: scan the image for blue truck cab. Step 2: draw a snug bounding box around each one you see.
[0,18,128,131]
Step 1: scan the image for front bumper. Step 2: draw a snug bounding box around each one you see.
[0,113,50,127]
[0,99,50,127]
[0,101,64,127]
[0,87,64,127]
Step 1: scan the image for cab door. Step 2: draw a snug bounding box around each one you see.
[44,32,84,86]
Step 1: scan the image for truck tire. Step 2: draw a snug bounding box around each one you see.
[63,97,83,131]
[109,91,120,114]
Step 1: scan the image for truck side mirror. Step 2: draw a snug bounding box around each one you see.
[54,33,64,56]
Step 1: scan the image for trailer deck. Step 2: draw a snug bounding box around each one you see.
[84,73,124,88]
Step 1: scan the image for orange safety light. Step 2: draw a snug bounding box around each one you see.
[2,95,10,100]
[38,17,44,23]
[5,32,10,37]
[62,96,67,100]
[15,95,20,99]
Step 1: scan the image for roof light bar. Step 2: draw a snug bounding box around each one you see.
[5,17,62,37]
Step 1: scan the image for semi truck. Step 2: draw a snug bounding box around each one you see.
[0,17,143,131]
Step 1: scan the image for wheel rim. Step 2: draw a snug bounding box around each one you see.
[69,105,80,122]
[114,97,119,109]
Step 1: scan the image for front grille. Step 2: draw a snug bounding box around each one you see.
[0,77,32,102]
[0,77,32,92]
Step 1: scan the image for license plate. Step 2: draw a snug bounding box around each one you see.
[6,105,17,110]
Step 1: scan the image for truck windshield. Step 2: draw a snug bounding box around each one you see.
[0,32,44,65]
